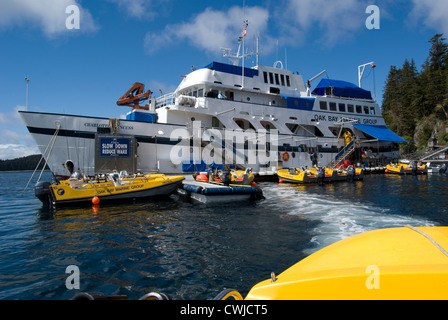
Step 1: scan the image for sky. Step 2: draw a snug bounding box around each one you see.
[0,0,447,160]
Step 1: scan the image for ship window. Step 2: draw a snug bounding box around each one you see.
[339,103,346,112]
[269,72,274,84]
[286,75,291,87]
[319,101,327,110]
[261,121,276,131]
[234,118,255,130]
[198,89,203,97]
[280,74,285,86]
[363,106,369,114]
[289,116,297,120]
[270,87,280,94]
[347,104,354,112]
[370,107,376,115]
[275,73,280,85]
[329,102,337,111]
[263,72,268,83]
[286,123,323,137]
[212,117,224,128]
[356,105,362,113]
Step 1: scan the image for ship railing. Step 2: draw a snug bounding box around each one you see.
[155,92,175,108]
[155,92,207,109]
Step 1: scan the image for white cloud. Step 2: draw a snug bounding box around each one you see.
[144,6,269,55]
[108,0,154,19]
[0,0,98,37]
[283,0,367,46]
[0,144,39,160]
[0,106,39,160]
[409,0,448,34]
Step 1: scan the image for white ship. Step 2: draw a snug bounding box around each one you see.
[20,29,405,179]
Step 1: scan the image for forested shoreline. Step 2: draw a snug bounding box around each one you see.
[0,155,49,172]
[382,34,448,154]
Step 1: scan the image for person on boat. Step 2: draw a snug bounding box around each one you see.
[218,91,227,99]
[206,88,215,98]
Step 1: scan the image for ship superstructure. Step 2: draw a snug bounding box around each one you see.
[20,28,405,178]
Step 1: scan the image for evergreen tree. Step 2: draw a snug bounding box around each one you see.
[382,33,448,152]
[420,34,448,117]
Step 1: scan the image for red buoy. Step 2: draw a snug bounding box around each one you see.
[92,196,100,205]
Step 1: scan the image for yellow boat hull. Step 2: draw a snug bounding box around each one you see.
[47,174,185,206]
[277,167,363,183]
[245,226,448,300]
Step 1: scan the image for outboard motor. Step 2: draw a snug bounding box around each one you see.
[411,161,418,175]
[317,167,325,184]
[34,181,52,207]
[347,166,355,182]
[221,171,231,185]
[440,163,447,174]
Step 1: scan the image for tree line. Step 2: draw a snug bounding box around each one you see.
[382,34,448,154]
[0,155,49,171]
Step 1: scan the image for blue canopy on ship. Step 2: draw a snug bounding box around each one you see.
[312,79,372,100]
[353,124,407,143]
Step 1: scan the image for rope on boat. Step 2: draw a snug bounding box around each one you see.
[23,124,61,192]
[406,225,448,258]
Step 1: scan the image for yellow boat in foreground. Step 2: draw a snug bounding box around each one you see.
[35,172,185,208]
[71,226,448,300]
[245,226,448,300]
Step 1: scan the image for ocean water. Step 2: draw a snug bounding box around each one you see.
[0,171,447,300]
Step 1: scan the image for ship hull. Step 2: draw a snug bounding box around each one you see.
[20,110,400,177]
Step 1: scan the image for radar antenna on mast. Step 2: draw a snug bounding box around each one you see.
[221,20,254,66]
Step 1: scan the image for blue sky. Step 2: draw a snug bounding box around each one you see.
[0,0,447,159]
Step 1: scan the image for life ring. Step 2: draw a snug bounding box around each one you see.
[282,152,290,162]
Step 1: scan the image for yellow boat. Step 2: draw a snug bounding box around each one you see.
[386,160,427,175]
[277,166,363,183]
[243,226,448,300]
[74,226,448,300]
[208,168,255,185]
[35,172,185,207]
[333,166,364,181]
[277,167,333,184]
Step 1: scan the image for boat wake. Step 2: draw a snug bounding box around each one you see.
[262,183,437,255]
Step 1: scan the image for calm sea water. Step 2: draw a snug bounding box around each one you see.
[0,171,447,300]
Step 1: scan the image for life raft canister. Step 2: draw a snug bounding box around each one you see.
[282,152,290,162]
